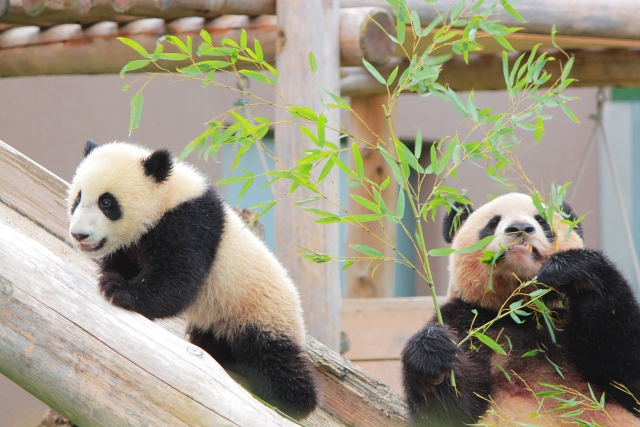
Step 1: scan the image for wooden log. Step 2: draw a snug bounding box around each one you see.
[0,16,276,77]
[0,140,408,427]
[0,10,394,77]
[274,1,342,350]
[345,95,398,298]
[340,7,395,66]
[341,0,640,40]
[0,210,299,427]
[340,48,640,95]
[1,0,275,26]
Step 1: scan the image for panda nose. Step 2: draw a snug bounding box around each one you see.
[72,233,90,242]
[505,223,536,236]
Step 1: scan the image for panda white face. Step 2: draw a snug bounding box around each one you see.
[67,142,171,259]
[447,193,584,309]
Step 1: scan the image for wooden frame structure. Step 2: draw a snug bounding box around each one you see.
[3,0,640,424]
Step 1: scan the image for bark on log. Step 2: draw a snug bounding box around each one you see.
[0,140,408,427]
[0,9,396,77]
[340,7,395,66]
[274,0,342,351]
[1,0,275,26]
[342,0,640,40]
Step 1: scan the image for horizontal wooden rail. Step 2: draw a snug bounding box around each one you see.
[342,0,640,40]
[0,140,407,427]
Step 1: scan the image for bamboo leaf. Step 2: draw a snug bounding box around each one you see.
[351,244,383,258]
[475,333,506,355]
[456,235,495,254]
[351,194,381,214]
[239,70,276,85]
[428,248,456,257]
[352,142,364,180]
[500,0,525,22]
[129,92,144,135]
[362,58,386,85]
[341,260,355,271]
[119,60,150,77]
[117,37,150,58]
[308,51,317,73]
[414,129,423,159]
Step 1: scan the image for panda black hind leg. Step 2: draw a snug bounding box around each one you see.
[538,248,640,414]
[189,326,318,420]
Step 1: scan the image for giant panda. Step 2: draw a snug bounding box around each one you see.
[401,192,640,426]
[67,140,318,419]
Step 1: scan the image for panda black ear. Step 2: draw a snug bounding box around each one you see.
[84,139,98,157]
[442,202,474,244]
[142,149,173,183]
[562,201,583,239]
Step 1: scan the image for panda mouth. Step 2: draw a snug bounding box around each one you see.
[509,242,543,260]
[78,238,106,252]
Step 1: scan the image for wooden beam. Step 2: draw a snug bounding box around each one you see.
[340,48,640,95]
[0,140,408,426]
[1,0,275,27]
[0,9,396,77]
[0,213,300,427]
[274,1,342,351]
[0,16,277,77]
[342,0,640,40]
[340,7,395,66]
[345,95,398,298]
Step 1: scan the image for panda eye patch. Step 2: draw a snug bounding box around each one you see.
[71,191,82,214]
[98,192,122,221]
[479,215,501,240]
[534,214,555,241]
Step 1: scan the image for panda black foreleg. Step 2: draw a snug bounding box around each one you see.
[401,323,491,427]
[538,248,640,414]
[189,325,318,420]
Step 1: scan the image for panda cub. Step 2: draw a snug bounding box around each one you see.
[67,140,318,419]
[402,193,640,426]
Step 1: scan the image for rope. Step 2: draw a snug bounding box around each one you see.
[591,88,640,289]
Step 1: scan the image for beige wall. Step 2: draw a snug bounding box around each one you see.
[0,74,600,422]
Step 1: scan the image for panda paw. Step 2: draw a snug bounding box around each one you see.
[401,324,459,386]
[99,273,133,310]
[538,249,613,294]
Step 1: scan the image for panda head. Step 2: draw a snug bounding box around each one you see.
[67,140,173,259]
[443,193,584,310]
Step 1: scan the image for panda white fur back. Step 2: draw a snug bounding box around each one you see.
[68,140,317,419]
[401,193,640,426]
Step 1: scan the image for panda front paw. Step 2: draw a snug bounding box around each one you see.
[538,249,614,295]
[401,324,459,386]
[99,273,133,310]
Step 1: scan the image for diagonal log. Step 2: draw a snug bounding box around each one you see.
[0,140,407,427]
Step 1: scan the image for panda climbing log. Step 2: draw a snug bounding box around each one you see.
[67,140,318,420]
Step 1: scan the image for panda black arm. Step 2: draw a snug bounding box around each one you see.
[99,188,225,319]
[401,298,492,426]
[538,248,640,414]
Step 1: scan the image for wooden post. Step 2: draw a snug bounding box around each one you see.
[274,0,341,351]
[345,95,398,298]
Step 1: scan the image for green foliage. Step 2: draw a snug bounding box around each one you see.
[115,2,591,420]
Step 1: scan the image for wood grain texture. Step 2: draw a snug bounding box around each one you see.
[339,7,395,66]
[342,48,640,95]
[1,0,275,27]
[0,140,408,426]
[0,213,298,427]
[342,0,640,40]
[345,96,398,298]
[274,0,342,351]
